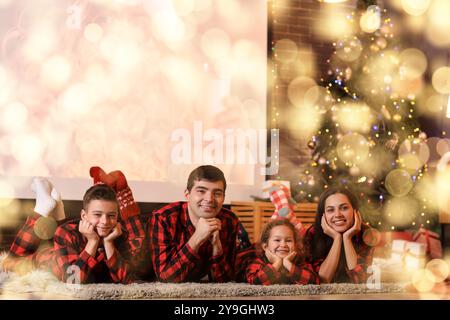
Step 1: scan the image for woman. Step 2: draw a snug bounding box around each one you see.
[303,188,374,283]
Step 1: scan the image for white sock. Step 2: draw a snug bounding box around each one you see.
[31,177,56,217]
[50,188,66,221]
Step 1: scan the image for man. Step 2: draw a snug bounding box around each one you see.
[2,172,146,284]
[149,165,251,282]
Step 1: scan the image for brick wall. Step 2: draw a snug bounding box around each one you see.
[268,0,356,184]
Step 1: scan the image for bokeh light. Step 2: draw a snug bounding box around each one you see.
[363,228,381,247]
[399,48,427,80]
[336,133,370,165]
[385,169,413,197]
[384,196,419,227]
[411,269,435,292]
[274,39,298,63]
[360,5,381,33]
[287,76,317,108]
[425,259,449,283]
[335,102,373,133]
[34,217,58,240]
[336,37,363,62]
[432,67,450,94]
[401,0,431,16]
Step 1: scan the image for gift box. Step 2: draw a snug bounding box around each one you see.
[404,242,426,269]
[413,227,443,259]
[390,240,408,263]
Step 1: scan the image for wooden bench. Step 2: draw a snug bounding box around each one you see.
[231,201,318,243]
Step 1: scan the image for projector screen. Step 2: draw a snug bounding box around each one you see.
[0,0,268,203]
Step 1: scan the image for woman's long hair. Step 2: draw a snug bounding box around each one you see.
[311,187,362,282]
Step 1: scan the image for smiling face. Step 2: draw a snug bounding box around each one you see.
[263,225,296,259]
[324,193,355,233]
[81,199,119,238]
[185,179,225,222]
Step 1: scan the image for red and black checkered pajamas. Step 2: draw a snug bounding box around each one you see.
[149,202,239,283]
[245,254,320,285]
[303,225,374,283]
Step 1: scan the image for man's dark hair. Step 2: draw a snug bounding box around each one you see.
[186,165,226,192]
[83,184,118,210]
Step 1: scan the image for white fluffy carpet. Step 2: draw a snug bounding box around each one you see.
[0,253,406,299]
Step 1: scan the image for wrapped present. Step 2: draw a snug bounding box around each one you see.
[390,240,408,263]
[413,227,443,259]
[378,231,414,248]
[404,242,426,269]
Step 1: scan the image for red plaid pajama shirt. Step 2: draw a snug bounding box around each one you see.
[303,225,374,283]
[246,254,319,285]
[6,213,145,284]
[149,202,239,283]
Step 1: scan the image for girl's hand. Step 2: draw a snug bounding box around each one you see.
[282,251,297,272]
[265,249,282,271]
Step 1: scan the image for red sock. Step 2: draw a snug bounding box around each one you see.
[89,166,116,188]
[110,170,140,220]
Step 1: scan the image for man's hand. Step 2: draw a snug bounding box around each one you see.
[210,230,223,257]
[188,218,222,253]
[194,218,221,243]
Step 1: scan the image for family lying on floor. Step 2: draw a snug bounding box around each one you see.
[1,165,373,285]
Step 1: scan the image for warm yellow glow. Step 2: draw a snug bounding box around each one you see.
[172,0,195,16]
[399,48,427,80]
[285,106,322,140]
[401,0,431,16]
[360,6,381,33]
[22,24,57,62]
[201,28,231,61]
[287,76,317,107]
[411,269,435,292]
[385,169,413,197]
[336,133,370,165]
[335,102,373,133]
[436,139,450,156]
[432,67,450,94]
[398,139,430,172]
[426,259,449,283]
[274,39,298,63]
[84,23,104,43]
[59,84,92,116]
[336,37,363,62]
[384,196,418,226]
[314,6,354,41]
[425,0,450,47]
[11,134,45,165]
[34,217,58,240]
[0,102,28,133]
[41,55,72,90]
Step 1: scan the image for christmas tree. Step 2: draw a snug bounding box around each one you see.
[294,1,436,231]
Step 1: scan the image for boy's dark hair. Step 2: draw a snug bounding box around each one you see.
[186,165,227,192]
[83,184,118,210]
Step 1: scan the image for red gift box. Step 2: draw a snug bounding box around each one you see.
[377,231,414,247]
[413,227,443,260]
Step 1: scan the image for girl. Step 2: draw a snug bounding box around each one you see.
[303,188,374,283]
[246,219,319,285]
